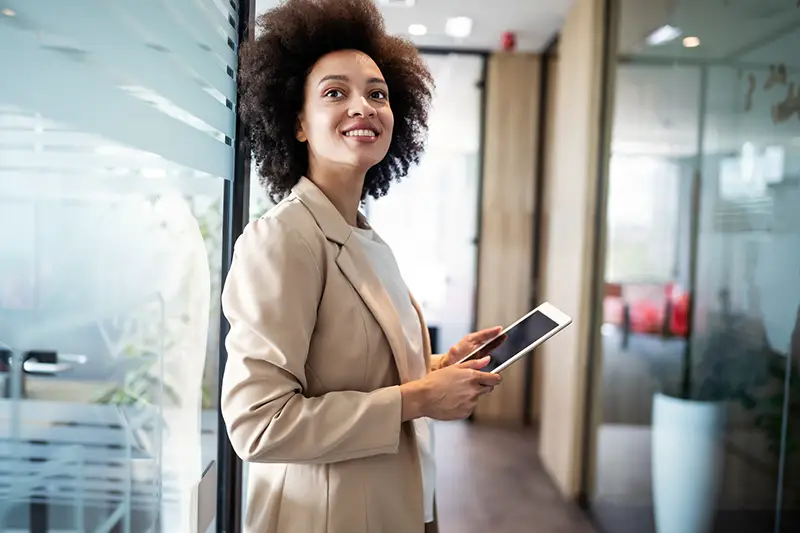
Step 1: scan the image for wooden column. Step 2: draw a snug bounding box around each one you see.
[537,0,607,498]
[473,52,541,425]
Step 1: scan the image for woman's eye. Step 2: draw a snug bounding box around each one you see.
[370,90,387,100]
[324,89,344,98]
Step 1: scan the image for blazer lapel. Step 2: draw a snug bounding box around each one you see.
[409,292,432,371]
[291,177,411,384]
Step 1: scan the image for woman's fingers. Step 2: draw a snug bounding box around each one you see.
[469,326,503,343]
[474,370,502,387]
[459,356,491,370]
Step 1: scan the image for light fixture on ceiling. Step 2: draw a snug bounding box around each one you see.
[378,0,416,6]
[683,36,701,48]
[645,24,682,46]
[408,24,427,36]
[1,8,16,17]
[445,16,473,39]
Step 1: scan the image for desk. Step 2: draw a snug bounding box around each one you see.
[0,399,160,533]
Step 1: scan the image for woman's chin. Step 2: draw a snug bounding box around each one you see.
[341,153,388,173]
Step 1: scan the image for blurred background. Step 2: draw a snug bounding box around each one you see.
[1,0,799,532]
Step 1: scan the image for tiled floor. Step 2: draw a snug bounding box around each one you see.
[434,420,597,533]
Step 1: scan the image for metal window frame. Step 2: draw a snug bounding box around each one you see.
[578,0,616,511]
[216,1,255,532]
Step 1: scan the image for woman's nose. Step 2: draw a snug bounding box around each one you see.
[348,95,376,117]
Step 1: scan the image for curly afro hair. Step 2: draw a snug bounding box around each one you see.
[238,0,434,203]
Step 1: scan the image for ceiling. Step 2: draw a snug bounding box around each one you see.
[254,0,573,52]
[618,0,800,64]
[610,0,800,156]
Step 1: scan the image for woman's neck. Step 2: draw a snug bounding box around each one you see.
[306,165,366,227]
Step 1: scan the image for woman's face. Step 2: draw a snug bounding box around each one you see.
[298,49,394,175]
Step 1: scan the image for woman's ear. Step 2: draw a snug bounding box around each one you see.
[296,118,307,143]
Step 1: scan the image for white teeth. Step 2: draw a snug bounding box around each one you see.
[345,129,377,137]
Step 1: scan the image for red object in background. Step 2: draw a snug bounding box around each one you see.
[629,299,663,334]
[501,31,516,51]
[666,283,690,337]
[603,281,691,338]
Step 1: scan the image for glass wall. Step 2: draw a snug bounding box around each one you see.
[587,0,800,532]
[0,1,240,531]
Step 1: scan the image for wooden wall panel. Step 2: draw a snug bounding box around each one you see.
[537,0,607,498]
[473,52,540,425]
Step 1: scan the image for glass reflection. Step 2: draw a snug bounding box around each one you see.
[589,1,800,532]
[0,0,237,530]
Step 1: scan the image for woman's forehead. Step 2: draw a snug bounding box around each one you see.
[308,49,383,82]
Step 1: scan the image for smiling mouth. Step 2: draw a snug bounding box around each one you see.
[343,129,378,138]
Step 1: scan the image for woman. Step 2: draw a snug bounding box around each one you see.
[220,1,503,532]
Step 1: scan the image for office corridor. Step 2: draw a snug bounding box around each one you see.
[434,421,596,533]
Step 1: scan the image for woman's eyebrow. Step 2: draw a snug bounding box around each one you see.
[317,74,387,86]
[318,74,349,85]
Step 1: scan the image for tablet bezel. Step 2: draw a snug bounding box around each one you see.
[456,301,573,374]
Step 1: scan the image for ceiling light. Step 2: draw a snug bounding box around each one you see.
[1,8,16,17]
[445,16,473,39]
[408,24,427,36]
[683,36,701,48]
[378,0,415,6]
[645,24,682,46]
[142,168,167,178]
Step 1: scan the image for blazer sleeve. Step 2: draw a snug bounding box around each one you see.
[219,215,403,464]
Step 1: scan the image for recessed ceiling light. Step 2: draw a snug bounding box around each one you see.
[645,24,682,46]
[408,24,427,36]
[378,0,415,6]
[683,36,701,48]
[1,8,16,17]
[445,16,473,39]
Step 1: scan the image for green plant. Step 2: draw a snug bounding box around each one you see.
[749,355,800,457]
[689,310,773,404]
[647,306,773,403]
[92,361,180,407]
[660,301,800,465]
[90,291,183,408]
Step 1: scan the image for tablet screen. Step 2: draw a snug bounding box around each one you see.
[467,311,560,372]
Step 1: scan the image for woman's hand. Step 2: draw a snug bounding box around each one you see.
[400,356,502,421]
[436,326,505,369]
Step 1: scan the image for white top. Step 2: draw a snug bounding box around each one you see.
[351,225,436,524]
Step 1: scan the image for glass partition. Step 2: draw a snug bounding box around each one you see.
[0,0,240,530]
[587,1,800,532]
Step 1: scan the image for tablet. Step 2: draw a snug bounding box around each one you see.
[457,302,573,373]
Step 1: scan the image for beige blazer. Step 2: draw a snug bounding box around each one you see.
[220,177,438,533]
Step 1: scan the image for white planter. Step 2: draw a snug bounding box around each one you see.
[652,392,727,533]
